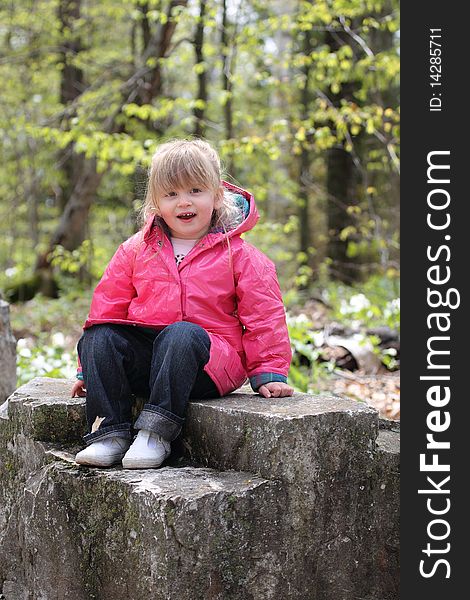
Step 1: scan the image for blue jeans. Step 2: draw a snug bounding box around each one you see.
[77,322,220,446]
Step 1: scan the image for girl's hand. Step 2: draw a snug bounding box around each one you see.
[71,379,87,398]
[258,382,294,398]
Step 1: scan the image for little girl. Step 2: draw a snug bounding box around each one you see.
[72,139,293,469]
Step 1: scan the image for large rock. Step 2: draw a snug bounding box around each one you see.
[183,391,398,599]
[0,378,399,599]
[5,377,86,443]
[12,463,284,600]
[0,300,16,403]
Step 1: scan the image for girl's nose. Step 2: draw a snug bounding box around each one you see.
[177,194,192,206]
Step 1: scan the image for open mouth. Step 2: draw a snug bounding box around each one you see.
[177,212,196,221]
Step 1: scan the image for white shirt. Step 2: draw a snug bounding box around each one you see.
[171,237,198,266]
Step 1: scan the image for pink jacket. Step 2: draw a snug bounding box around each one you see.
[80,182,292,395]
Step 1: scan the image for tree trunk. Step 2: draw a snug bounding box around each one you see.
[26,138,41,250]
[138,0,188,106]
[367,1,400,269]
[326,143,361,282]
[193,0,207,137]
[46,158,103,254]
[325,29,363,283]
[34,157,102,294]
[265,0,292,221]
[57,0,85,213]
[220,0,235,174]
[221,0,233,141]
[297,27,315,284]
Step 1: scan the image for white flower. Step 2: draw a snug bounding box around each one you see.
[52,332,65,346]
[340,294,371,315]
[311,331,324,346]
[286,312,311,325]
[384,298,400,318]
[349,294,371,311]
[31,355,47,369]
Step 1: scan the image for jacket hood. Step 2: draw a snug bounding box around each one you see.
[219,180,259,236]
[142,180,258,244]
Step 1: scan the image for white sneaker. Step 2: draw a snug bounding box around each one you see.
[122,429,171,469]
[75,437,131,467]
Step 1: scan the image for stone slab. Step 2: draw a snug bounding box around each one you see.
[4,462,286,600]
[6,378,86,443]
[377,429,400,456]
[184,389,379,482]
[5,380,380,471]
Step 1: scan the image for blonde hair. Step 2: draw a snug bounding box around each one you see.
[140,139,243,232]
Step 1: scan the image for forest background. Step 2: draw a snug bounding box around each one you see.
[0,0,400,417]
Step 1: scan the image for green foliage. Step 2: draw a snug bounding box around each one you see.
[49,241,92,275]
[318,272,400,331]
[0,0,399,275]
[287,313,336,393]
[287,271,400,392]
[10,291,92,385]
[2,273,42,303]
[10,291,92,334]
[16,336,77,386]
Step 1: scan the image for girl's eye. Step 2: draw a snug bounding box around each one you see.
[164,191,177,197]
[190,188,202,194]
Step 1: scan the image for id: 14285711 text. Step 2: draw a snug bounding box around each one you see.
[429,28,442,112]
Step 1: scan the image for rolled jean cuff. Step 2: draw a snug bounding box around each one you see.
[83,423,133,446]
[134,404,184,442]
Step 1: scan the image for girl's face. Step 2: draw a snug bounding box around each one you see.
[157,186,223,240]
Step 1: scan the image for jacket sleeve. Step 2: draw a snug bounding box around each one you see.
[76,243,136,378]
[87,242,136,322]
[234,243,292,389]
